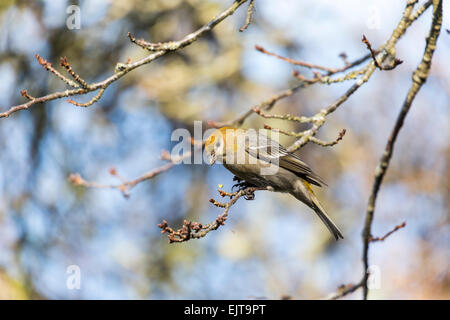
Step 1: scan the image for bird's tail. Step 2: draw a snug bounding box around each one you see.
[310,195,344,241]
[292,181,344,240]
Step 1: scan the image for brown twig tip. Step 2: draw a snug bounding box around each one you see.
[60,56,89,88]
[239,0,255,32]
[218,189,235,198]
[127,32,145,46]
[369,222,406,242]
[307,128,347,147]
[68,173,83,185]
[60,57,70,68]
[382,58,404,70]
[157,220,169,232]
[33,54,81,88]
[337,128,346,141]
[216,215,227,226]
[254,44,264,52]
[20,90,35,101]
[361,35,368,44]
[209,198,227,208]
[292,70,318,84]
[361,34,380,68]
[160,150,171,161]
[362,34,402,71]
[35,54,51,69]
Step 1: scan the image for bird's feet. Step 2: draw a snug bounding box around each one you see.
[232,176,258,200]
[243,189,256,200]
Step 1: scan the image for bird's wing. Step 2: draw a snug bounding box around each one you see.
[245,133,327,187]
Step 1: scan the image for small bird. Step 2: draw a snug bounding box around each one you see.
[204,127,343,240]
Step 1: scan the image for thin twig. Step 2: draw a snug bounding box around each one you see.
[68,151,189,198]
[327,282,364,300]
[158,187,267,243]
[208,82,308,128]
[255,44,373,75]
[309,129,346,147]
[60,57,89,88]
[239,0,255,32]
[0,0,249,119]
[264,125,346,147]
[35,54,79,88]
[253,106,314,123]
[128,0,249,51]
[362,35,403,71]
[369,222,406,242]
[361,0,442,300]
[20,90,35,101]
[67,89,105,107]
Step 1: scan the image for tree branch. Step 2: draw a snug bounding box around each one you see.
[68,151,189,198]
[369,222,407,242]
[0,0,249,119]
[361,0,442,300]
[158,186,267,243]
[239,0,255,32]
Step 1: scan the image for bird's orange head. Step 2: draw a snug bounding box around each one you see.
[204,127,241,165]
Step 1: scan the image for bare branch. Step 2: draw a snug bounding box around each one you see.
[158,186,267,243]
[60,57,89,89]
[20,90,35,101]
[327,282,364,300]
[410,0,433,23]
[369,222,407,242]
[255,44,372,75]
[239,0,255,32]
[361,0,442,300]
[128,0,249,51]
[0,0,249,119]
[68,151,189,198]
[35,54,79,88]
[264,125,346,147]
[67,89,105,107]
[362,35,403,71]
[309,129,346,147]
[208,82,308,128]
[253,106,314,123]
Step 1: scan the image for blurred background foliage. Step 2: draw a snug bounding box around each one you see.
[0,0,448,299]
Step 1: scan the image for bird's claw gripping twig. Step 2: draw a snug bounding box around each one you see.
[232,180,255,191]
[231,179,258,200]
[243,188,256,200]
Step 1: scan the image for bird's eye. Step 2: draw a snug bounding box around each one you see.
[215,140,222,149]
